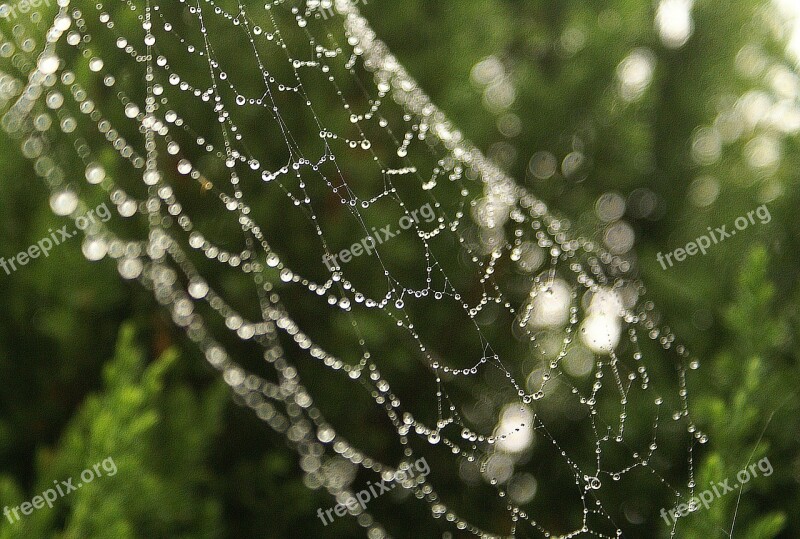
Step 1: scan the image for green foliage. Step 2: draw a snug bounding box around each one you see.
[0,325,227,538]
[679,247,797,538]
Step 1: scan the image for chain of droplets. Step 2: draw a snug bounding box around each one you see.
[0,2,704,536]
[296,15,696,533]
[0,5,500,539]
[119,0,564,510]
[73,0,537,467]
[0,3,532,537]
[323,0,704,515]
[125,0,658,416]
[23,0,700,532]
[109,0,497,375]
[1,38,609,539]
[100,0,664,476]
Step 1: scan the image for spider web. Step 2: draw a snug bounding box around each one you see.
[0,0,707,536]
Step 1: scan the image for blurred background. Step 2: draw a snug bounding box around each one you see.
[0,0,799,537]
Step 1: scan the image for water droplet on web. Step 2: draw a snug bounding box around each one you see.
[124,103,140,118]
[60,117,76,133]
[50,190,78,216]
[119,200,137,217]
[88,58,104,72]
[54,14,71,31]
[144,170,161,185]
[118,258,143,280]
[82,237,108,261]
[85,163,106,184]
[37,53,59,75]
[188,280,209,299]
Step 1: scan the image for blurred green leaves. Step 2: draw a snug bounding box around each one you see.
[681,247,797,538]
[0,325,227,539]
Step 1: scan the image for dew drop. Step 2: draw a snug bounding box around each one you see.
[50,189,78,216]
[85,163,106,184]
[82,237,108,261]
[37,53,59,75]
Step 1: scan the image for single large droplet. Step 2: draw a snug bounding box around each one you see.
[118,258,143,279]
[37,53,59,75]
[177,160,192,174]
[82,237,108,261]
[143,170,161,185]
[46,92,64,109]
[188,279,209,299]
[88,57,104,72]
[50,189,78,216]
[85,163,106,184]
[54,14,71,32]
[124,103,140,119]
